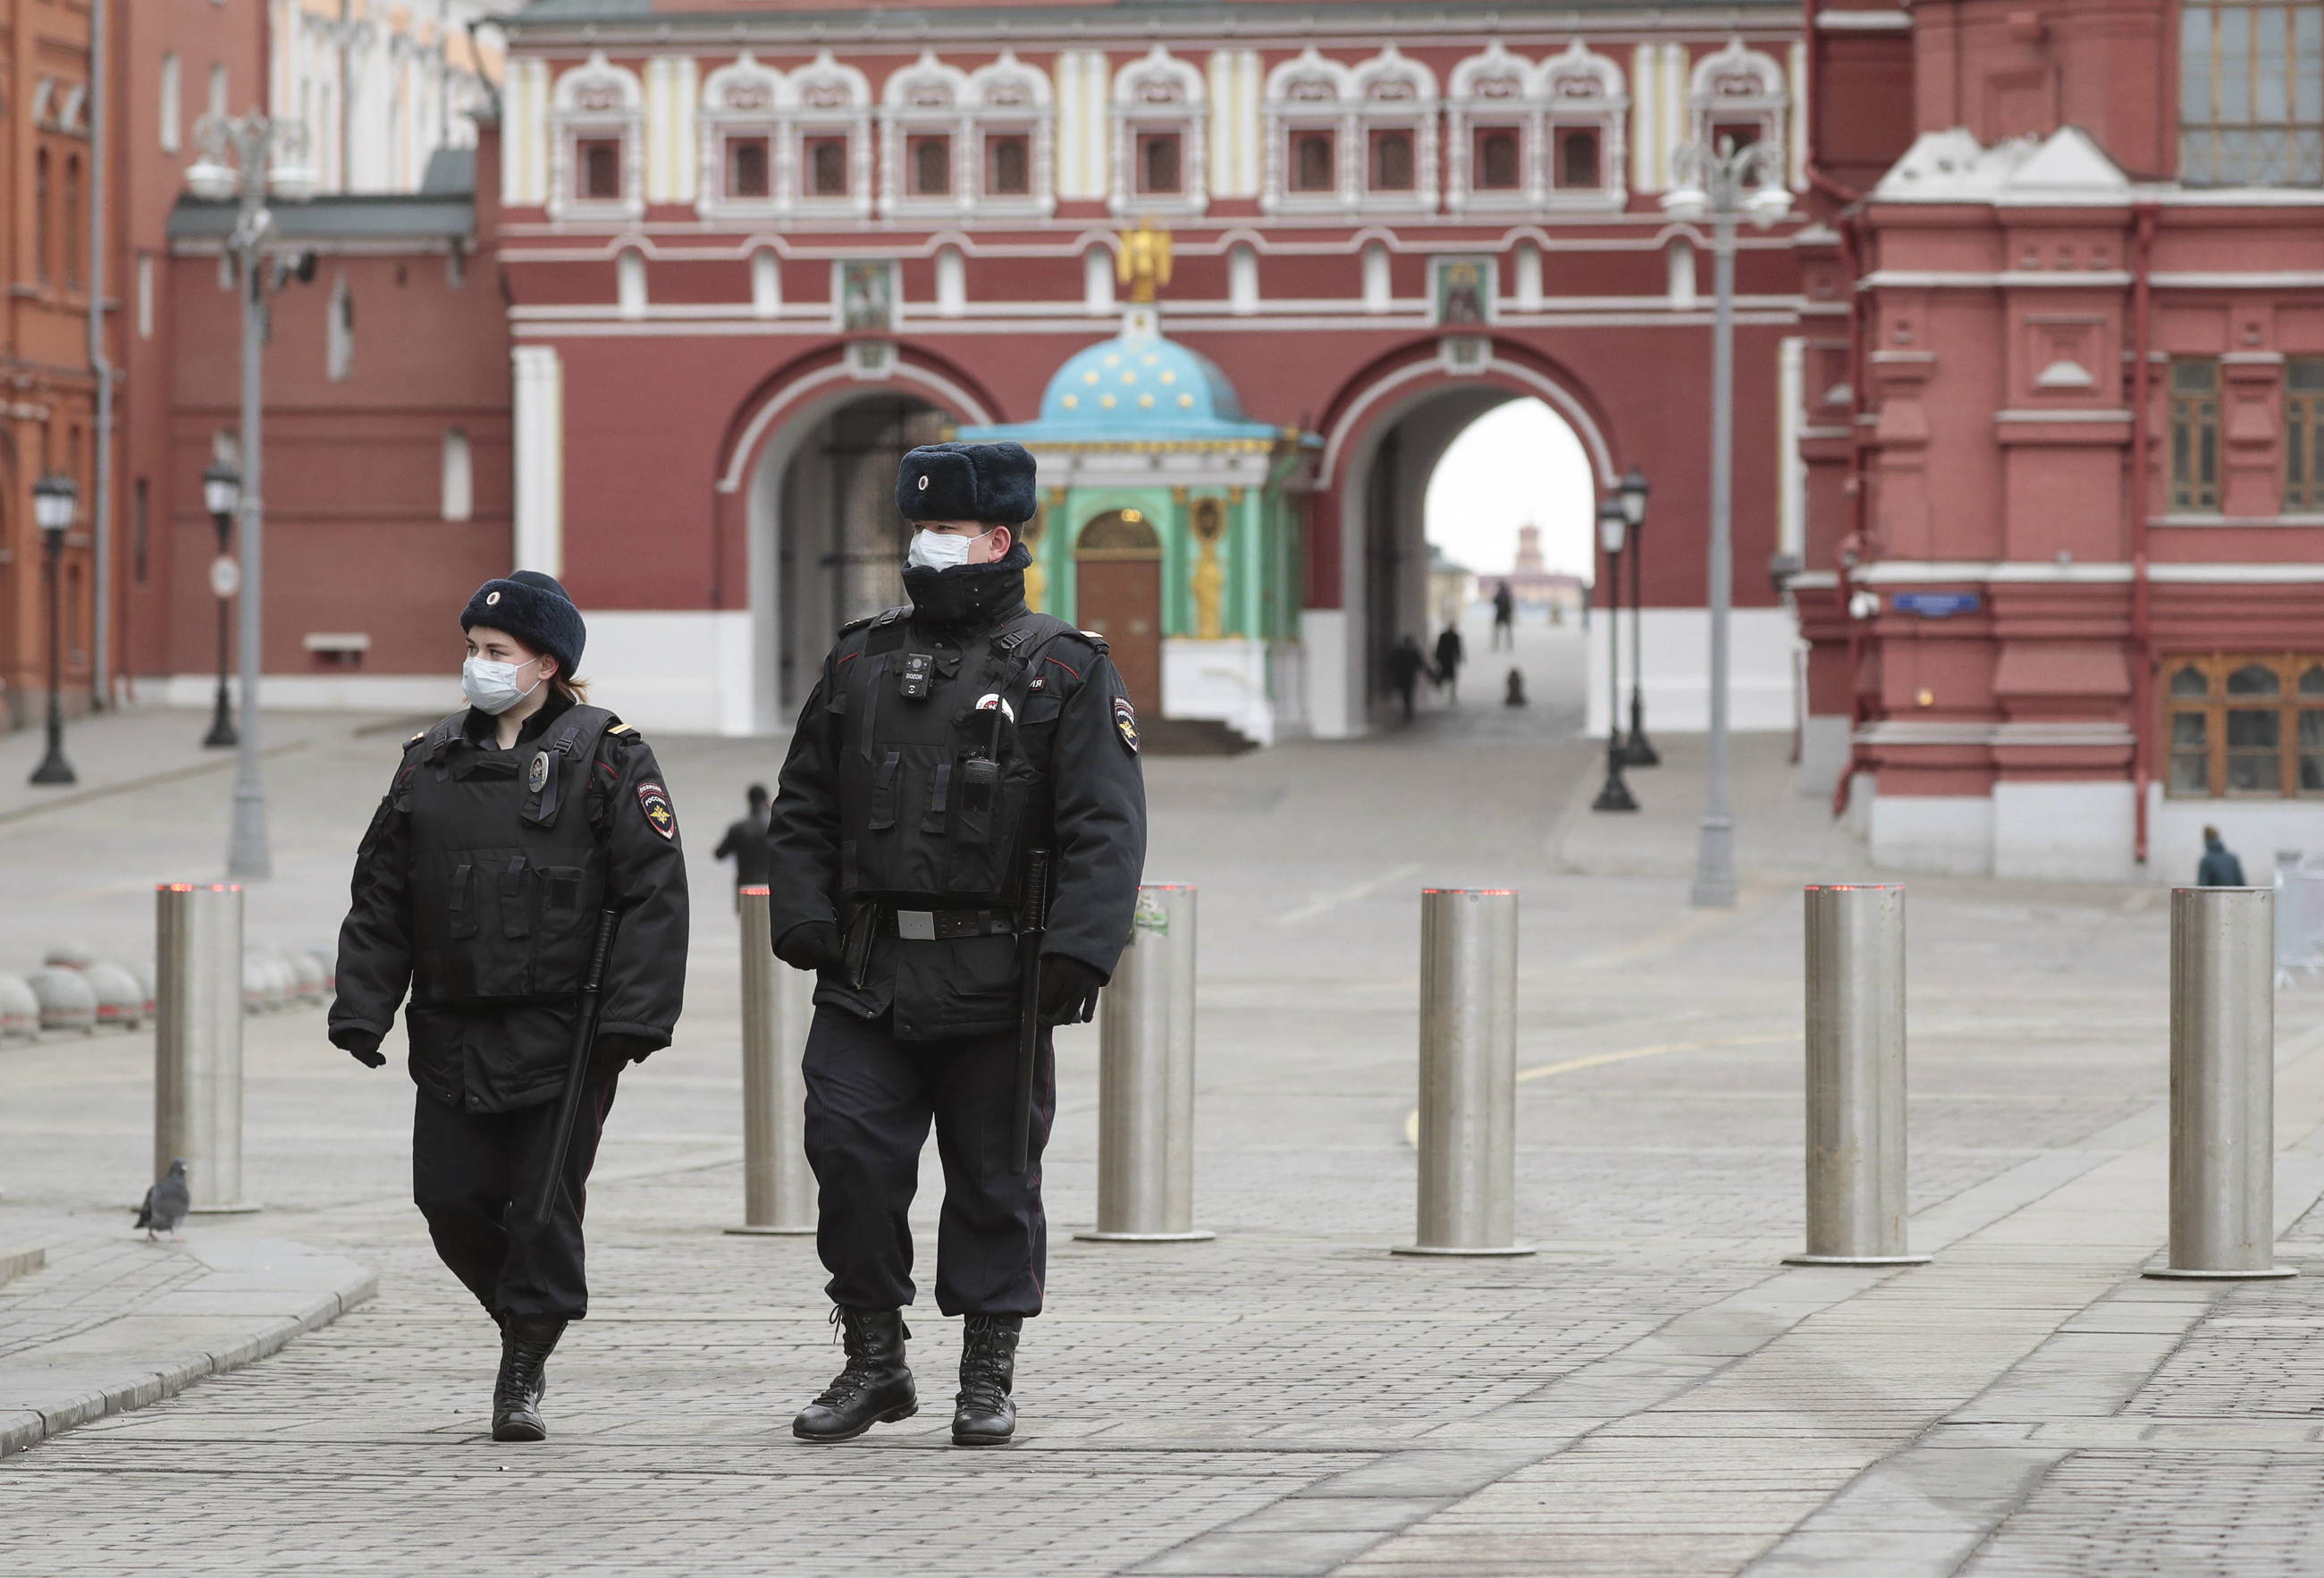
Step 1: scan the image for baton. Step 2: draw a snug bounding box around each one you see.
[1008,850,1053,1177]
[532,908,622,1228]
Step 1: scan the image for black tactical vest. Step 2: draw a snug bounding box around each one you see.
[399,705,619,1006]
[829,608,1079,908]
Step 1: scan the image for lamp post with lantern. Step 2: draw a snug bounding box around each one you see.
[200,461,241,749]
[1661,139,1792,907]
[1591,495,1638,813]
[28,474,80,787]
[185,111,316,879]
[1616,468,1656,767]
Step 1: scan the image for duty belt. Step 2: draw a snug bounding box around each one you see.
[875,906,1018,942]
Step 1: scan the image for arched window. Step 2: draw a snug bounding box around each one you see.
[790,51,873,216]
[549,51,644,220]
[1351,46,1438,209]
[326,274,355,381]
[1447,43,1543,212]
[1110,46,1207,216]
[1541,41,1627,205]
[441,428,473,521]
[697,54,785,217]
[1690,40,1788,167]
[1263,48,1356,212]
[881,52,970,215]
[967,52,1052,213]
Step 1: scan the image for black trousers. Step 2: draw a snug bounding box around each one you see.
[411,1078,618,1321]
[802,1004,1055,1318]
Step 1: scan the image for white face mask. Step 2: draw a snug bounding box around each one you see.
[461,654,544,716]
[906,527,993,571]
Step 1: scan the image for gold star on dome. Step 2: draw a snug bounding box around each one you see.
[1103,353,1121,367]
[1142,354,1159,367]
[1159,370,1177,384]
[1177,393,1194,407]
[1100,393,1117,409]
[1062,394,1080,409]
[1082,370,1099,386]
[1122,371,1137,384]
[1139,393,1155,408]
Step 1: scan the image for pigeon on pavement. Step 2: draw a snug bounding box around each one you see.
[135,1160,190,1242]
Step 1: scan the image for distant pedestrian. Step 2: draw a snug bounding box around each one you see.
[1433,626,1466,705]
[1503,667,1528,708]
[330,570,690,1444]
[2196,825,2248,886]
[1491,581,1516,650]
[1388,636,1427,722]
[712,784,773,909]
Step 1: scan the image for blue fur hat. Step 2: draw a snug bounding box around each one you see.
[896,441,1038,525]
[460,570,585,681]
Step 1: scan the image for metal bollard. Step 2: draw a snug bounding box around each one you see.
[1395,888,1534,1257]
[1077,885,1213,1244]
[156,883,258,1213]
[1784,884,1929,1267]
[727,886,815,1236]
[2147,887,2295,1279]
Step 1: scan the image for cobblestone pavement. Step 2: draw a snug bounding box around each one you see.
[8,624,2324,1574]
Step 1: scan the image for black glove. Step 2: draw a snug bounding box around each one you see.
[773,919,845,975]
[330,1026,387,1070]
[589,1032,654,1086]
[1037,957,1107,1026]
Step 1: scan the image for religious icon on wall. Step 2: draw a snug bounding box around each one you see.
[838,259,897,333]
[1432,257,1495,327]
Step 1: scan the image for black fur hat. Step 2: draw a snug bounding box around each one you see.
[460,570,585,681]
[895,441,1038,525]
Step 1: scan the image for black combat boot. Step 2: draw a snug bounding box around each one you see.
[491,1316,566,1442]
[952,1314,1022,1447]
[793,1308,916,1442]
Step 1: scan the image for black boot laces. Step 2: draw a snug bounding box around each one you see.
[957,1321,1013,1414]
[813,1307,878,1409]
[497,1338,552,1410]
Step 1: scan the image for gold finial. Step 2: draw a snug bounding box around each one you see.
[1116,217,1173,305]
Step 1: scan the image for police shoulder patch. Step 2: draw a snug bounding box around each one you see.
[1112,695,1140,755]
[636,781,678,840]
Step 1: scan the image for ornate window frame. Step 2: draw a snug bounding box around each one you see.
[1351,46,1439,213]
[1261,47,1359,215]
[548,51,644,223]
[1690,38,1788,162]
[966,52,1054,217]
[695,53,787,222]
[1541,41,1628,209]
[1445,42,1542,215]
[1110,46,1207,217]
[880,51,973,219]
[788,51,874,221]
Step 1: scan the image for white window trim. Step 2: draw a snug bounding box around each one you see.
[695,52,787,222]
[1351,46,1440,214]
[1110,46,1208,217]
[966,52,1055,218]
[1261,48,1359,215]
[880,53,974,220]
[548,52,646,223]
[1446,43,1545,214]
[1542,40,1629,211]
[1690,38,1789,163]
[787,53,875,221]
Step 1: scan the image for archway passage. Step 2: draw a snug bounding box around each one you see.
[750,392,945,729]
[1073,509,1163,713]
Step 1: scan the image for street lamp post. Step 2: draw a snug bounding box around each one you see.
[28,475,80,787]
[186,112,316,879]
[1617,468,1657,768]
[1663,139,1791,908]
[1591,497,1638,813]
[201,462,241,748]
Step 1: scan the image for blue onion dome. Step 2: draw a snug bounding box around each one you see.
[961,309,1283,444]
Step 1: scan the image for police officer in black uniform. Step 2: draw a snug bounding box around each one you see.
[765,441,1145,1447]
[329,570,689,1443]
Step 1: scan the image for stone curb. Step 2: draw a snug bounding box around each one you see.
[0,1261,376,1460]
[0,1247,44,1289]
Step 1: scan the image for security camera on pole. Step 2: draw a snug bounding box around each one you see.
[184,112,317,879]
[1661,139,1792,908]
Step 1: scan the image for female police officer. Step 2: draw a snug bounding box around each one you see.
[328,570,688,1442]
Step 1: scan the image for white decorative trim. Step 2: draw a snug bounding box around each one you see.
[1317,351,1616,490]
[1815,9,1912,28]
[511,344,565,575]
[714,359,998,494]
[1690,38,1787,161]
[1110,46,1208,218]
[548,52,645,223]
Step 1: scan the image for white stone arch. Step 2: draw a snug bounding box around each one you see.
[548,50,644,220]
[787,50,875,218]
[1690,38,1788,156]
[1541,41,1629,207]
[1445,42,1544,214]
[880,51,974,215]
[1351,46,1439,211]
[696,53,788,219]
[966,51,1055,215]
[1262,48,1360,213]
[1110,46,1207,216]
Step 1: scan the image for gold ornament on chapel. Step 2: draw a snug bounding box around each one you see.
[1116,219,1173,304]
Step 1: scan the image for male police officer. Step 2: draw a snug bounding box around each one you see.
[765,440,1145,1447]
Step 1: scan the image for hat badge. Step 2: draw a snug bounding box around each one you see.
[916,475,930,491]
[485,590,501,605]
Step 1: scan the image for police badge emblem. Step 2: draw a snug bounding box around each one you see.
[1112,695,1140,755]
[636,782,678,840]
[527,750,551,794]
